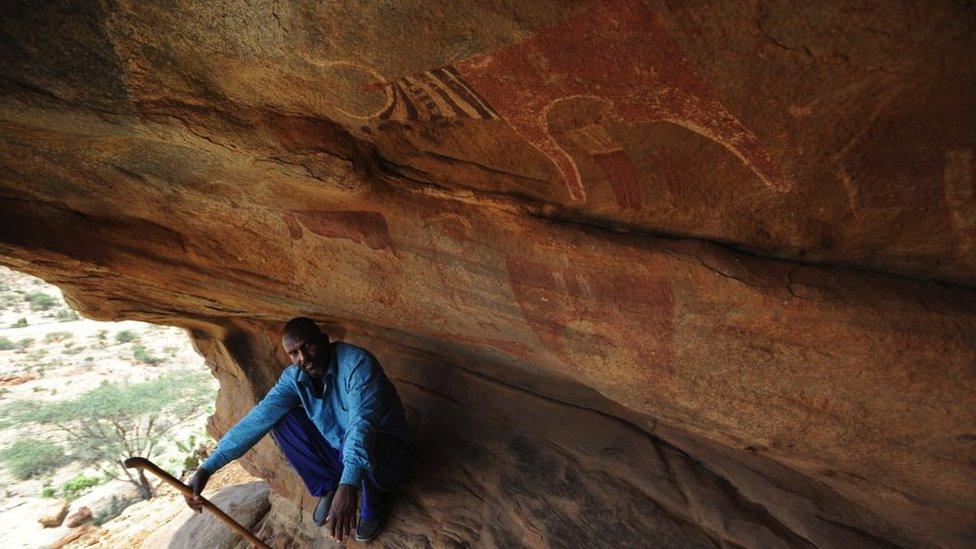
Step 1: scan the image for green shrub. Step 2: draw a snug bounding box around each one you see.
[132,344,161,365]
[175,434,198,454]
[0,440,73,480]
[61,473,104,500]
[56,309,80,322]
[114,330,137,344]
[10,317,27,328]
[0,337,14,351]
[178,434,202,471]
[24,292,58,311]
[0,399,34,429]
[64,345,86,355]
[16,338,34,351]
[41,481,56,498]
[43,331,73,343]
[25,349,48,361]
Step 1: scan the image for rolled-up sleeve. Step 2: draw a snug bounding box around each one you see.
[200,367,300,474]
[339,352,384,486]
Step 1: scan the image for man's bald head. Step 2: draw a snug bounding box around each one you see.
[282,317,329,345]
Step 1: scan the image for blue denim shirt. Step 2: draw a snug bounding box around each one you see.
[200,342,410,486]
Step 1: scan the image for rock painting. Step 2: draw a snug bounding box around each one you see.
[301,59,394,120]
[453,0,788,203]
[506,257,674,384]
[282,210,401,308]
[283,210,394,252]
[421,213,477,308]
[945,150,975,259]
[374,0,787,206]
[420,213,531,356]
[283,211,304,240]
[377,66,500,123]
[560,116,643,210]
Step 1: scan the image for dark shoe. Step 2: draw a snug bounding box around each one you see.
[312,490,335,527]
[354,503,386,542]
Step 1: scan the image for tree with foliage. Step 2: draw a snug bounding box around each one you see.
[0,370,214,499]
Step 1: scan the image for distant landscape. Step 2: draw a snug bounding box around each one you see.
[0,266,217,548]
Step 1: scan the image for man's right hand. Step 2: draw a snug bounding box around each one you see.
[184,468,212,513]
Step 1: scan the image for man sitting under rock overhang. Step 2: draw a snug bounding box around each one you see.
[184,317,412,543]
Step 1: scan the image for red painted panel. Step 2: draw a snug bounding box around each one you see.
[507,256,674,382]
[288,210,394,251]
[455,0,788,203]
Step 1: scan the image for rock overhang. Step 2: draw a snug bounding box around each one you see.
[1,1,974,546]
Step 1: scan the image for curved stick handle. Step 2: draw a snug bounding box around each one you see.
[124,457,271,549]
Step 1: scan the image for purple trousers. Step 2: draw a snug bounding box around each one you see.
[272,408,409,520]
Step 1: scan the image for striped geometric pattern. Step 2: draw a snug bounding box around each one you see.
[564,123,621,155]
[379,66,500,122]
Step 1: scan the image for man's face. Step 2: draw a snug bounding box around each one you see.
[283,333,329,377]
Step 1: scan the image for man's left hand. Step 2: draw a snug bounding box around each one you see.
[325,483,358,541]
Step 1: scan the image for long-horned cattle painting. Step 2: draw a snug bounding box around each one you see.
[378,0,790,207]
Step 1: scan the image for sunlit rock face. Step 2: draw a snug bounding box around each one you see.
[1,1,974,546]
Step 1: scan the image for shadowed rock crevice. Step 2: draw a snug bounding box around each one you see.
[185,325,962,547]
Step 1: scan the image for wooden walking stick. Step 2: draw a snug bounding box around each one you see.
[124,457,271,549]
